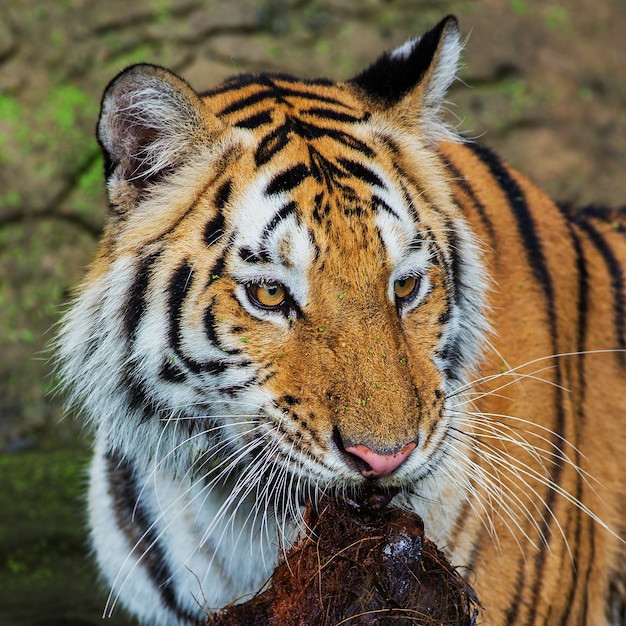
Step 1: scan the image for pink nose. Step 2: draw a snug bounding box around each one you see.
[344,442,417,478]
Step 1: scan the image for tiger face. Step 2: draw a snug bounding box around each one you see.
[200,122,458,488]
[57,14,626,626]
[182,86,482,490]
[72,16,485,495]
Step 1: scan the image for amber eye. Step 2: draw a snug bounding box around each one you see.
[247,281,287,310]
[393,276,419,302]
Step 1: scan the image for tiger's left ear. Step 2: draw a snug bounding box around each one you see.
[97,64,224,212]
[348,15,461,142]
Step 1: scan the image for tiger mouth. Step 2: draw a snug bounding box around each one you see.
[299,485,402,532]
[339,484,401,512]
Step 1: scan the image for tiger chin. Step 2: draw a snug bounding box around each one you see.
[56,15,626,626]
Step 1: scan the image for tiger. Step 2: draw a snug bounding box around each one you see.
[56,14,626,626]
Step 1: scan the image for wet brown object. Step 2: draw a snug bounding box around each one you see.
[206,489,481,625]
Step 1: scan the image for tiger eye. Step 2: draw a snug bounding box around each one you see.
[250,282,287,309]
[393,276,419,301]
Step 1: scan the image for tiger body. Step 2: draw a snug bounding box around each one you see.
[58,17,626,625]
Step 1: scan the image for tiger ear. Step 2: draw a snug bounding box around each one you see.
[97,64,222,207]
[348,15,461,142]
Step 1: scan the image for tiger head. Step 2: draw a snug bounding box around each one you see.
[59,16,488,506]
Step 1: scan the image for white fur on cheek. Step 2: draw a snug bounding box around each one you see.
[228,179,315,316]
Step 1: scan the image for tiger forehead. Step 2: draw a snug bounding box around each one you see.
[202,72,368,131]
[202,73,379,169]
[204,73,421,268]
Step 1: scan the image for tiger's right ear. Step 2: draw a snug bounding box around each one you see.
[97,64,223,208]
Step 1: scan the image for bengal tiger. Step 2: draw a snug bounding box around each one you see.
[57,15,626,626]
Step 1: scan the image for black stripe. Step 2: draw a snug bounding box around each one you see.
[380,135,440,219]
[203,296,220,346]
[303,107,369,124]
[216,76,347,117]
[220,376,260,399]
[441,216,460,306]
[442,154,496,242]
[571,222,592,622]
[168,261,228,376]
[555,220,589,625]
[215,179,233,210]
[121,254,163,423]
[83,336,100,362]
[558,480,589,625]
[608,564,626,623]
[217,88,277,116]
[372,195,400,221]
[468,143,558,323]
[290,116,374,154]
[577,204,626,231]
[398,183,420,224]
[121,366,159,423]
[238,245,270,264]
[256,116,376,168]
[337,157,386,188]
[569,213,626,363]
[168,262,194,353]
[265,163,309,196]
[202,295,240,356]
[203,211,226,248]
[308,145,339,187]
[234,110,273,129]
[322,127,376,157]
[105,451,197,623]
[159,358,187,383]
[312,194,331,224]
[581,524,594,622]
[205,72,334,98]
[434,283,459,383]
[208,252,227,282]
[560,211,590,397]
[408,233,423,249]
[262,201,298,240]
[124,252,160,342]
[255,125,291,166]
[250,80,349,107]
[468,141,565,625]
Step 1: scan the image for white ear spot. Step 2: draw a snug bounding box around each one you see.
[423,25,462,110]
[389,38,420,61]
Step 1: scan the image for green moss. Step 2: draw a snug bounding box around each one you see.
[0,447,133,624]
[0,84,98,171]
[0,95,20,125]
[510,0,528,14]
[543,5,570,30]
[0,449,86,588]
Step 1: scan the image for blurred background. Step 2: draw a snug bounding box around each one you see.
[1,0,624,624]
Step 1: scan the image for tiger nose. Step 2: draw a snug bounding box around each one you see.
[343,441,417,478]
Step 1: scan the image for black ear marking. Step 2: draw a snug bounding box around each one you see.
[349,15,460,108]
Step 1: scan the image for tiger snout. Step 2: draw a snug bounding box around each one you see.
[332,425,417,478]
